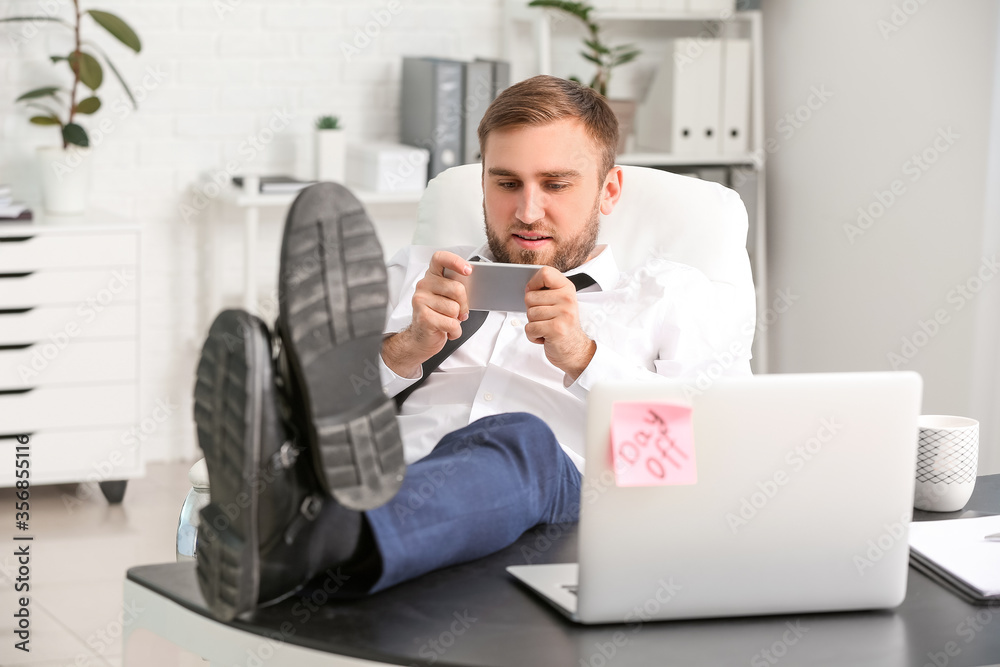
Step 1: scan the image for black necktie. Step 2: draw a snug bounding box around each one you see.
[393,266,596,408]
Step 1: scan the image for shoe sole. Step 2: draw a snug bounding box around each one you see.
[192,309,268,621]
[278,182,405,511]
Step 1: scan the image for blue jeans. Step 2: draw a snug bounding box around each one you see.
[365,412,582,592]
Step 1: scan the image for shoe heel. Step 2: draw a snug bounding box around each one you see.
[196,503,258,622]
[316,396,404,509]
[279,183,406,511]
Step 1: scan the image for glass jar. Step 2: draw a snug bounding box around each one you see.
[176,459,210,562]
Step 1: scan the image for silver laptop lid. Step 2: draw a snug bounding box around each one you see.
[577,372,922,623]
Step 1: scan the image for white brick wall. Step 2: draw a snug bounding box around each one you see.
[0,0,506,464]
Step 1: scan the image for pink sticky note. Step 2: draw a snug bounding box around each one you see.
[610,402,697,487]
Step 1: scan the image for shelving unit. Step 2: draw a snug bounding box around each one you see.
[503,1,768,372]
[204,182,422,331]
[0,219,143,503]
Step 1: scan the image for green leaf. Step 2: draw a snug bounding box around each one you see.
[84,40,138,109]
[316,115,340,130]
[0,16,73,28]
[30,115,61,126]
[612,50,640,67]
[16,86,61,102]
[62,123,89,147]
[75,97,102,114]
[580,51,603,66]
[583,39,610,55]
[69,51,104,90]
[87,10,141,53]
[26,102,60,117]
[101,57,135,107]
[50,55,68,63]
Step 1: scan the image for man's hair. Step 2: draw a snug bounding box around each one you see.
[477,75,619,182]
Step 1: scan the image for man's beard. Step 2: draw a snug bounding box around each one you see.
[483,196,601,273]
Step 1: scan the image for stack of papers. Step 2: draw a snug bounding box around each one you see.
[909,515,1000,602]
[0,185,31,221]
[232,175,316,195]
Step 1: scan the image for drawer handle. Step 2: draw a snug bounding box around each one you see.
[0,308,34,315]
[0,272,34,279]
[0,344,33,351]
[0,236,35,243]
[0,432,33,440]
[0,388,34,395]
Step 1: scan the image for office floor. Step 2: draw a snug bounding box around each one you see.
[0,460,208,667]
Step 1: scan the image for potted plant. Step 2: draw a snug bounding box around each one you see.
[315,115,346,184]
[527,0,640,153]
[2,1,141,215]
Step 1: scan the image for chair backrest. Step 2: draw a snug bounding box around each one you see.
[414,163,756,338]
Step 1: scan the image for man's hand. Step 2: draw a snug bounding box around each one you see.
[382,251,471,378]
[524,266,596,380]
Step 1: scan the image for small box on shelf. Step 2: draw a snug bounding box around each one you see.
[346,143,430,194]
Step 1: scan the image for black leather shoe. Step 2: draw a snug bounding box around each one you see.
[193,309,343,621]
[277,182,405,511]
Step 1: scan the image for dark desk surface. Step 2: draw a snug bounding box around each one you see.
[130,475,1000,667]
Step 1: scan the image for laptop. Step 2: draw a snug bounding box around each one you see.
[507,372,923,624]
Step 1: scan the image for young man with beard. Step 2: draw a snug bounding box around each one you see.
[193,75,750,620]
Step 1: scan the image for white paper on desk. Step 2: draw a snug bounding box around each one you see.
[909,515,1000,596]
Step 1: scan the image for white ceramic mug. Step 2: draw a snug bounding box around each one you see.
[913,415,979,512]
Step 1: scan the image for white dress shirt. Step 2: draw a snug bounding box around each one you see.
[379,244,752,470]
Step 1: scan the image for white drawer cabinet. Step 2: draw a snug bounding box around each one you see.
[0,427,140,487]
[0,223,142,503]
[0,304,137,343]
[0,267,138,307]
[0,340,138,387]
[0,231,137,270]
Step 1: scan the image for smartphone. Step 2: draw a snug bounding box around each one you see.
[447,261,545,312]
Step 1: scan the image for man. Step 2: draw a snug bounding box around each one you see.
[194,75,750,621]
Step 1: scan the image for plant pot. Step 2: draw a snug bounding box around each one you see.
[606,99,637,155]
[38,146,92,215]
[315,128,346,183]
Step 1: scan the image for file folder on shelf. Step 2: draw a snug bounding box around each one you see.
[635,39,722,157]
[400,57,465,181]
[720,39,751,156]
[474,57,511,100]
[462,60,494,163]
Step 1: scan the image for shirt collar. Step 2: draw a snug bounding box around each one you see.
[469,243,619,293]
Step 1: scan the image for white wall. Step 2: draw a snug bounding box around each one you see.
[0,0,504,462]
[761,1,1000,471]
[971,8,1000,479]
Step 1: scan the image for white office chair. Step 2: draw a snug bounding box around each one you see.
[178,164,757,558]
[414,162,756,359]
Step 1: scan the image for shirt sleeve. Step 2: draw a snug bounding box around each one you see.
[380,244,478,396]
[379,353,422,398]
[565,260,754,400]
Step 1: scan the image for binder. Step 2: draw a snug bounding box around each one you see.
[720,39,751,156]
[689,39,722,156]
[474,57,511,99]
[400,57,465,181]
[463,60,494,163]
[635,39,722,157]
